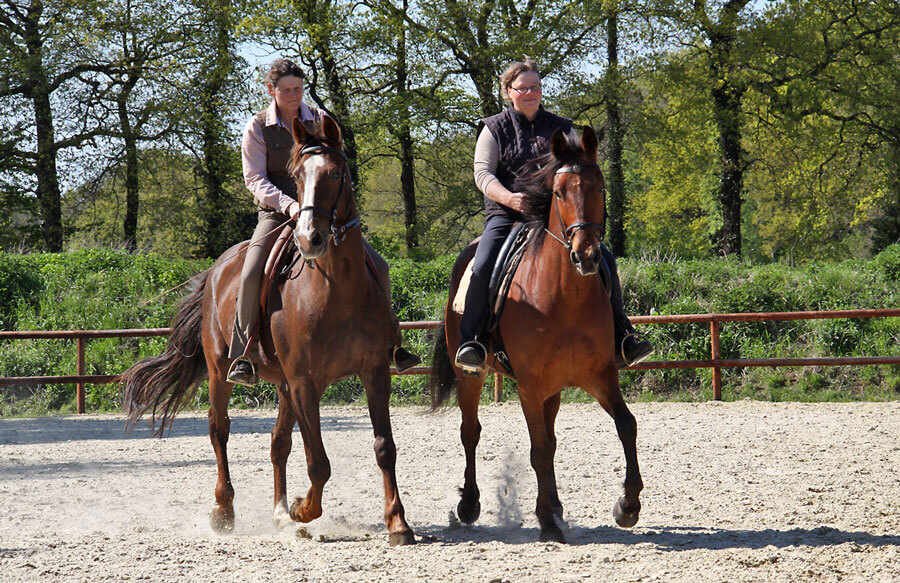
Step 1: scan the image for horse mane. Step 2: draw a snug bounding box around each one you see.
[513,132,584,253]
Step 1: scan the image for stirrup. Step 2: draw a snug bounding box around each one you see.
[227,358,258,386]
[454,340,487,377]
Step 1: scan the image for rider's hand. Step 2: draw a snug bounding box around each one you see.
[288,202,300,220]
[505,192,528,213]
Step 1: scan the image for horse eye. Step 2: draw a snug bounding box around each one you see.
[331,170,342,180]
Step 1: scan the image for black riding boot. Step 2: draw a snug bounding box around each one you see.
[600,245,654,368]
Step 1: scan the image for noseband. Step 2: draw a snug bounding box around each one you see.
[296,144,360,246]
[545,162,606,251]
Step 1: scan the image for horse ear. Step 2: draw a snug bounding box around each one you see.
[581,125,599,162]
[550,128,568,159]
[292,116,309,145]
[321,115,343,148]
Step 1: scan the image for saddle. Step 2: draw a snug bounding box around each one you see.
[452,223,533,375]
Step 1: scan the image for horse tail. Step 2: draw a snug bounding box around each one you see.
[121,272,209,437]
[429,322,457,410]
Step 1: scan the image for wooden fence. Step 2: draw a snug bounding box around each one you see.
[1,309,898,413]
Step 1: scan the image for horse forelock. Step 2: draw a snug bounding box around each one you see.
[287,133,343,179]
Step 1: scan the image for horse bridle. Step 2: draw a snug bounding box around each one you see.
[295,144,360,246]
[545,162,606,251]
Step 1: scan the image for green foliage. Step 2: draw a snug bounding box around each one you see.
[2,248,898,415]
[0,249,209,415]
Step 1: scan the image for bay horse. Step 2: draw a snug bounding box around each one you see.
[120,115,415,546]
[430,126,642,542]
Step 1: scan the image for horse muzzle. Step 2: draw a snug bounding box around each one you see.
[570,246,600,276]
[293,223,329,259]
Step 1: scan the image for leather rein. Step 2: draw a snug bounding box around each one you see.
[295,144,360,246]
[544,162,606,251]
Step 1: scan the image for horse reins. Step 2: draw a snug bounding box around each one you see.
[545,162,606,251]
[295,144,360,246]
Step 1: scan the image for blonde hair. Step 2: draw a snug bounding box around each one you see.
[499,57,540,101]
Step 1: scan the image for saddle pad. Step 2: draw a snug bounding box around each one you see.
[451,260,475,314]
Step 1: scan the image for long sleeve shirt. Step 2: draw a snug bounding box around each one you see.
[241,100,317,214]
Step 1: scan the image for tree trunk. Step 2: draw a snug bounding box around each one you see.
[122,134,139,251]
[117,91,139,251]
[709,55,745,258]
[396,1,418,250]
[25,3,63,251]
[707,0,750,258]
[199,0,232,258]
[604,7,626,257]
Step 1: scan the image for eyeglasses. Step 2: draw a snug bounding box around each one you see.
[509,85,542,94]
[276,86,304,95]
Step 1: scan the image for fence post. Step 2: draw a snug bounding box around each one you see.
[77,336,86,414]
[494,372,502,403]
[710,320,722,400]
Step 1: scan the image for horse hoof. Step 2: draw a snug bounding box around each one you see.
[613,497,640,528]
[388,531,416,546]
[210,505,235,534]
[539,525,566,543]
[290,497,321,523]
[457,498,481,524]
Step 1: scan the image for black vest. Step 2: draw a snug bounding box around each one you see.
[478,106,574,219]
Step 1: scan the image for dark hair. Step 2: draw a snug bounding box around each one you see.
[265,58,306,87]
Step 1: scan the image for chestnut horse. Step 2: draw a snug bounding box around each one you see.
[430,126,642,542]
[121,116,415,545]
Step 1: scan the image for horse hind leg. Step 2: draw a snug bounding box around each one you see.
[207,375,235,533]
[456,373,484,526]
[361,360,415,546]
[271,389,297,529]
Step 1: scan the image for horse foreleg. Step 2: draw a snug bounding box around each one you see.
[520,391,566,543]
[456,374,483,525]
[361,362,415,546]
[207,377,235,533]
[611,398,642,528]
[593,368,643,528]
[287,384,329,524]
[542,392,564,524]
[271,391,296,529]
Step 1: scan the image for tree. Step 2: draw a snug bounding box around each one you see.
[88,0,193,250]
[752,0,900,253]
[604,0,626,256]
[0,0,108,251]
[189,0,249,258]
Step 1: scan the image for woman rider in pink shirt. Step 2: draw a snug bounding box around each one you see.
[227,59,419,385]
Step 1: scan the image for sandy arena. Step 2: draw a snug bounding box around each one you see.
[1,400,899,582]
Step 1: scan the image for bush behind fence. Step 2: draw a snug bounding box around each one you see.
[0,245,898,415]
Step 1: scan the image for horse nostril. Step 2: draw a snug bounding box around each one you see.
[310,231,324,248]
[570,250,580,265]
[591,247,600,265]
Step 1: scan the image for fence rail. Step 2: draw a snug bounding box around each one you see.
[2,309,898,413]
